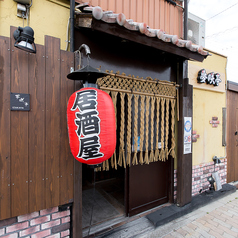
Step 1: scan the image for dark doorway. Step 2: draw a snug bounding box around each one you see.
[81,87,174,229]
[82,163,125,229]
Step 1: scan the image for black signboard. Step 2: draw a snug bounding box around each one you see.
[10,93,30,111]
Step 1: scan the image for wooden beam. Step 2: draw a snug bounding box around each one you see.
[227,81,238,92]
[75,13,92,28]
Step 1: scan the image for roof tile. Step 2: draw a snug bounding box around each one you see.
[78,5,209,57]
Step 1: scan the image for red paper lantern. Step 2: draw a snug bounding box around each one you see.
[67,88,116,165]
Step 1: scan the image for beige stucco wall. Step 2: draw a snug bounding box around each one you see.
[188,50,227,166]
[0,0,70,50]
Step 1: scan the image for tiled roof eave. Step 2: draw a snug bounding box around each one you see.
[75,5,209,62]
[90,19,206,62]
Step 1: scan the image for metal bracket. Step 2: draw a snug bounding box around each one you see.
[17,3,27,18]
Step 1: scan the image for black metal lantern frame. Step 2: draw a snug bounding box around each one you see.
[13,26,36,54]
[67,44,108,84]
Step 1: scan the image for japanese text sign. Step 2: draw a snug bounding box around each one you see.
[197,69,221,86]
[10,93,30,111]
[67,88,116,165]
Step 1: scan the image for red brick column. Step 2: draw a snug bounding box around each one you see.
[174,158,227,200]
[0,206,71,237]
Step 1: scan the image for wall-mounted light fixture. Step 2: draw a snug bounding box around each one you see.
[13,26,36,53]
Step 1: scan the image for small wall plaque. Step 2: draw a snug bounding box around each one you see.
[10,93,30,111]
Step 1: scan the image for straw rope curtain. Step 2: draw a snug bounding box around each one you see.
[96,72,177,171]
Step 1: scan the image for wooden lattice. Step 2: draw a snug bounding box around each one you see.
[97,72,177,98]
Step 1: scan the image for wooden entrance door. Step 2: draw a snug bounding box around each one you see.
[127,159,171,216]
[227,88,238,182]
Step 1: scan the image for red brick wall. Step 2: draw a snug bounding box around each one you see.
[174,158,227,200]
[0,206,71,237]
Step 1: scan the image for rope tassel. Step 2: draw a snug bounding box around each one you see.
[126,93,133,167]
[150,97,156,162]
[144,96,150,164]
[118,92,126,168]
[164,98,170,160]
[111,91,118,169]
[159,98,165,161]
[169,99,176,159]
[132,95,139,165]
[155,97,161,162]
[139,95,145,165]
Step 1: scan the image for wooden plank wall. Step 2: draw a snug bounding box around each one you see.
[88,0,183,38]
[0,27,75,220]
[0,36,11,220]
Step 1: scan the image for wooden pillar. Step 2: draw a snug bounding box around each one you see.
[176,60,193,207]
[73,160,82,238]
[72,80,84,237]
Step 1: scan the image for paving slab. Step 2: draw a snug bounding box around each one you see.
[142,187,238,238]
[147,184,236,228]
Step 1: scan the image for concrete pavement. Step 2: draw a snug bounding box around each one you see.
[93,185,237,237]
[141,189,238,238]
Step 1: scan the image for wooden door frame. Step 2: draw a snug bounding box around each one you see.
[176,60,193,207]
